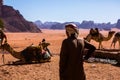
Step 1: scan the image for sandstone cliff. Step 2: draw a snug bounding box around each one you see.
[0,5,41,32]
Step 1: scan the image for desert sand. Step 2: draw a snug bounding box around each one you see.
[0,29,120,80]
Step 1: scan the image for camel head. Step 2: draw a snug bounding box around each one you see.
[90,28,95,34]
[108,31,115,35]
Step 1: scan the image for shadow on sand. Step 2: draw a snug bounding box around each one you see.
[0,60,51,66]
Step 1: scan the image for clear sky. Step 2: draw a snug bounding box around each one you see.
[4,0,120,23]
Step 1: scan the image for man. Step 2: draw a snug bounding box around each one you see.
[40,39,52,56]
[59,23,96,80]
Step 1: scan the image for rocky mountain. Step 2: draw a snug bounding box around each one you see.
[116,19,120,29]
[35,20,116,31]
[0,1,41,32]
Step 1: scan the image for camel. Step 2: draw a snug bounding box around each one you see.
[84,28,115,49]
[0,42,51,64]
[110,32,120,49]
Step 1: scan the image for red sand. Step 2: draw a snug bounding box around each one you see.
[0,29,120,80]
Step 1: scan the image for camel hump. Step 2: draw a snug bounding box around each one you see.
[115,32,120,37]
[22,46,42,54]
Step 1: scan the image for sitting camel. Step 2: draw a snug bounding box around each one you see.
[84,28,115,49]
[0,42,51,64]
[110,32,120,49]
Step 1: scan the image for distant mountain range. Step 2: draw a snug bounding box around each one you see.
[1,0,120,32]
[35,19,120,31]
[1,1,120,32]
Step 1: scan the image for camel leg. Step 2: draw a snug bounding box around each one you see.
[12,58,26,65]
[113,43,116,49]
[110,42,116,49]
[98,42,103,49]
[98,45,100,49]
[98,42,101,49]
[110,42,113,49]
[101,44,103,49]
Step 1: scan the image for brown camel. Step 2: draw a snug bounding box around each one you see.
[84,28,115,49]
[0,42,51,64]
[110,32,120,49]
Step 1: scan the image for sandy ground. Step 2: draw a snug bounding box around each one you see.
[0,29,120,80]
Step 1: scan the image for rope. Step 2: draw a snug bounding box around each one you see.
[2,51,4,64]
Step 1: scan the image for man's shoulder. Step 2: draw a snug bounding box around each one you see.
[63,38,68,42]
[77,38,85,46]
[77,38,84,42]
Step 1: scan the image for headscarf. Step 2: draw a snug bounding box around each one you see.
[65,23,79,38]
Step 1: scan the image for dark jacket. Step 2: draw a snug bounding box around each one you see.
[59,37,96,80]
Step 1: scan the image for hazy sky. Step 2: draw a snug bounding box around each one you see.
[4,0,120,23]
